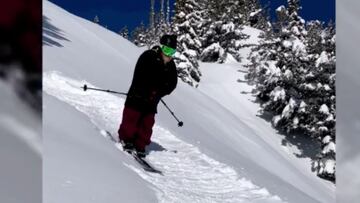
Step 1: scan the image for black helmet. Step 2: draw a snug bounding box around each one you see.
[160,34,177,49]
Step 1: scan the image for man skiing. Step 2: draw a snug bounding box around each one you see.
[118,34,178,158]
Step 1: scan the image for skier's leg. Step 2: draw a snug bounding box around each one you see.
[134,113,155,152]
[118,107,141,143]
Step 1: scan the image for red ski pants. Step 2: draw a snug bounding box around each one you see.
[118,107,155,151]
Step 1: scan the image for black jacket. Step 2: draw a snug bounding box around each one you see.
[125,46,178,113]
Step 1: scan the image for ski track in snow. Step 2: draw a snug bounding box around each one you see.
[43,71,284,203]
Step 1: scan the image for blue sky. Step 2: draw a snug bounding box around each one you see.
[49,0,335,34]
[49,0,176,33]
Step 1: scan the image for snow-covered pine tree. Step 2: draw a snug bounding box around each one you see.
[247,0,336,182]
[245,22,277,85]
[132,0,173,48]
[150,0,155,29]
[306,21,336,181]
[144,0,158,48]
[245,0,263,24]
[93,15,100,24]
[142,0,173,48]
[131,22,147,47]
[119,26,129,39]
[248,2,272,31]
[160,0,165,26]
[200,0,249,63]
[306,20,324,54]
[248,0,308,131]
[173,0,203,86]
[166,0,171,25]
[197,0,225,62]
[154,0,171,41]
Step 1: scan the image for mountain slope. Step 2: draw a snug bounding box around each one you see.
[43,1,335,202]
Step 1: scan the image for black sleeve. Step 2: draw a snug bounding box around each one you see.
[159,61,178,97]
[132,51,157,89]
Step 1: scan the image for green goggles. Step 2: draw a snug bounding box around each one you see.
[161,45,176,57]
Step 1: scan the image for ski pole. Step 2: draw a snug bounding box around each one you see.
[160,99,184,127]
[82,84,184,127]
[82,84,127,96]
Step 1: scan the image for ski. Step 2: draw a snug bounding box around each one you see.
[103,130,163,175]
[131,153,163,174]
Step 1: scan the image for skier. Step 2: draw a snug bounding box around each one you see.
[118,34,178,158]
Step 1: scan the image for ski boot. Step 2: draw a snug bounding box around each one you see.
[135,148,146,158]
[120,140,135,153]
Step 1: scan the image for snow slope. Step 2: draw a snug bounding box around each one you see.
[43,1,335,202]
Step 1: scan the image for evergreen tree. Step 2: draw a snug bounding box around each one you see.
[94,15,100,24]
[150,0,155,29]
[166,0,171,25]
[173,0,204,86]
[249,0,308,126]
[248,2,272,31]
[119,26,129,39]
[200,0,249,63]
[131,22,147,47]
[132,0,173,48]
[246,0,336,181]
[145,0,158,47]
[160,0,165,25]
[307,22,336,181]
[155,0,170,42]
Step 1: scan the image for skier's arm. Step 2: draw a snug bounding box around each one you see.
[159,61,178,97]
[130,50,160,105]
[133,51,157,88]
